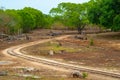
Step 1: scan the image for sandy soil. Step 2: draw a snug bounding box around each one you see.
[22,32,120,72]
[0,29,120,80]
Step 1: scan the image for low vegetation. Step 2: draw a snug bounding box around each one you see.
[82,72,88,79]
[35,41,80,56]
[89,38,94,46]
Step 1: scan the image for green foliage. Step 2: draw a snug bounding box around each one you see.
[0,10,22,34]
[51,21,65,30]
[89,38,94,46]
[5,10,22,34]
[25,76,37,80]
[0,11,10,33]
[88,0,120,31]
[23,7,46,28]
[1,0,119,35]
[45,42,79,53]
[49,2,89,30]
[112,14,120,31]
[82,72,88,78]
[0,7,50,34]
[17,10,36,33]
[44,14,54,29]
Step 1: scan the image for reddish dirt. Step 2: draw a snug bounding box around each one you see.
[23,32,120,72]
[0,29,58,57]
[0,29,120,80]
[54,36,120,69]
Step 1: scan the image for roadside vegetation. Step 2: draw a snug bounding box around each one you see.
[0,0,120,35]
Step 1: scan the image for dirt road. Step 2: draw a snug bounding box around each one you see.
[1,35,120,79]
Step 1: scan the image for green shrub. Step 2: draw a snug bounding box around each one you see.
[82,72,88,79]
[89,38,94,46]
[25,76,36,80]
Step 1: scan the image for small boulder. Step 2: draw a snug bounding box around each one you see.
[58,42,62,46]
[23,67,35,72]
[18,74,41,79]
[0,71,8,76]
[58,50,65,54]
[48,50,54,56]
[72,71,82,78]
[75,35,87,40]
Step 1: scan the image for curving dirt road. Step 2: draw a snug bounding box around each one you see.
[2,35,120,78]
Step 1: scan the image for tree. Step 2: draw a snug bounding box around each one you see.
[0,10,9,34]
[88,0,120,31]
[23,7,46,29]
[112,14,120,31]
[50,2,89,32]
[0,10,22,35]
[5,9,22,34]
[44,14,54,29]
[17,10,36,33]
[0,7,53,34]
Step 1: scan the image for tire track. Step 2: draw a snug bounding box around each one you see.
[2,35,120,78]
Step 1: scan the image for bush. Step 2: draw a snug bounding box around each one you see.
[89,38,94,46]
[82,72,88,79]
[112,14,120,31]
[51,22,66,30]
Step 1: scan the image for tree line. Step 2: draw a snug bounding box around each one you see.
[50,0,120,32]
[0,7,53,35]
[0,0,119,35]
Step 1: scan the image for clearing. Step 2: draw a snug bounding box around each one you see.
[0,29,120,80]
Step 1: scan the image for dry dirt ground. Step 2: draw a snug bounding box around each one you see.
[22,32,120,72]
[0,29,71,80]
[0,29,120,80]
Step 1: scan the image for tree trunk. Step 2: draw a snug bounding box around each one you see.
[77,24,86,34]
